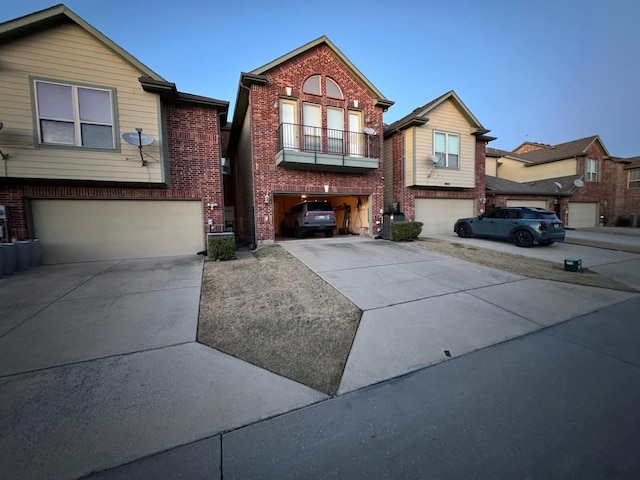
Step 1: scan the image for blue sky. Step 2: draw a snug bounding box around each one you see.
[3,0,639,157]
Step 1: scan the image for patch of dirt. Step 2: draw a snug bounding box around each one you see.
[411,238,637,292]
[197,245,361,396]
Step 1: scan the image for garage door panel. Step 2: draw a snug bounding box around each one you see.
[415,199,475,235]
[568,202,598,228]
[506,200,547,209]
[32,200,204,264]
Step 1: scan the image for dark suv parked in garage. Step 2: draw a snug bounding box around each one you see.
[281,201,336,238]
[453,207,565,247]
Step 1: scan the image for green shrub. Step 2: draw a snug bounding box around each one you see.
[392,221,423,241]
[208,237,236,261]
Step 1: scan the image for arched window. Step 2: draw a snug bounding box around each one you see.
[302,75,321,95]
[325,77,343,99]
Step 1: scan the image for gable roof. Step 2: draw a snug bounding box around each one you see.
[383,90,493,141]
[517,136,611,165]
[0,4,165,80]
[622,156,640,170]
[485,175,578,196]
[486,147,528,162]
[250,36,393,110]
[229,36,394,152]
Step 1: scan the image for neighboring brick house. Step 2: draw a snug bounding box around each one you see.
[618,157,640,226]
[0,5,228,263]
[486,136,630,227]
[227,36,393,247]
[383,91,494,235]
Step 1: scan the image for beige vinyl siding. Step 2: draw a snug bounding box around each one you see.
[403,130,414,185]
[521,159,577,182]
[235,111,255,243]
[0,23,164,183]
[498,156,577,182]
[485,158,498,176]
[406,100,475,188]
[383,137,394,206]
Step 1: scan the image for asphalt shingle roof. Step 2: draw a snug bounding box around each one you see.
[485,175,580,196]
[516,136,602,165]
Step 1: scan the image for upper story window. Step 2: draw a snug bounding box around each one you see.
[34,80,116,149]
[585,158,599,182]
[434,131,459,169]
[325,78,343,99]
[629,170,640,189]
[301,75,343,99]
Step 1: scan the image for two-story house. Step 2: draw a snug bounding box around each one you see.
[227,36,393,247]
[383,91,494,235]
[0,5,228,263]
[486,136,629,227]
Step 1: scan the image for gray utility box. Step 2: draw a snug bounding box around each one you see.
[564,258,582,272]
[381,212,406,240]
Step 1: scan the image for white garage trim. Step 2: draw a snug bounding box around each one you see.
[32,199,204,264]
[506,199,548,209]
[415,198,475,235]
[568,202,599,228]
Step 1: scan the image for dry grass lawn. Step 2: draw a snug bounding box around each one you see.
[411,237,637,292]
[198,245,361,396]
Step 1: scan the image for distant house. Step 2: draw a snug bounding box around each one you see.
[0,5,228,263]
[383,91,494,235]
[487,136,631,227]
[617,156,640,226]
[227,36,393,247]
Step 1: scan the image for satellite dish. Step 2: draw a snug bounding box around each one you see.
[123,131,155,146]
[573,178,585,188]
[428,154,439,164]
[554,181,562,189]
[363,127,376,136]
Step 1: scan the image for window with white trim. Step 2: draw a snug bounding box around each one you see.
[434,131,459,168]
[585,158,599,182]
[629,169,640,189]
[34,80,116,149]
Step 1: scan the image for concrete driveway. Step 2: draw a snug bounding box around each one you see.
[279,236,639,394]
[0,256,324,480]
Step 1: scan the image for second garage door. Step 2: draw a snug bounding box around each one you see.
[32,199,204,264]
[568,202,599,228]
[506,199,548,209]
[415,199,475,235]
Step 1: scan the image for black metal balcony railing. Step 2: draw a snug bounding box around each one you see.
[277,123,379,159]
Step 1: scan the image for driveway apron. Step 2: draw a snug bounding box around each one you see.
[0,256,325,480]
[279,236,639,393]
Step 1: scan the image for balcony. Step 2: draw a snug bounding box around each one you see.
[276,123,380,172]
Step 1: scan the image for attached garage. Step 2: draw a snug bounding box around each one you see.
[31,199,204,264]
[415,198,475,235]
[568,202,599,228]
[506,199,548,209]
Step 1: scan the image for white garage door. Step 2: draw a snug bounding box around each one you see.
[415,199,475,235]
[568,202,598,228]
[32,199,204,264]
[506,199,547,209]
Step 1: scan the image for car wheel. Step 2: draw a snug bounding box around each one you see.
[538,240,554,246]
[294,222,303,238]
[325,229,334,238]
[513,230,534,248]
[456,223,472,238]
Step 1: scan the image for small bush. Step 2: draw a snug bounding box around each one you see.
[392,221,423,241]
[208,237,235,261]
